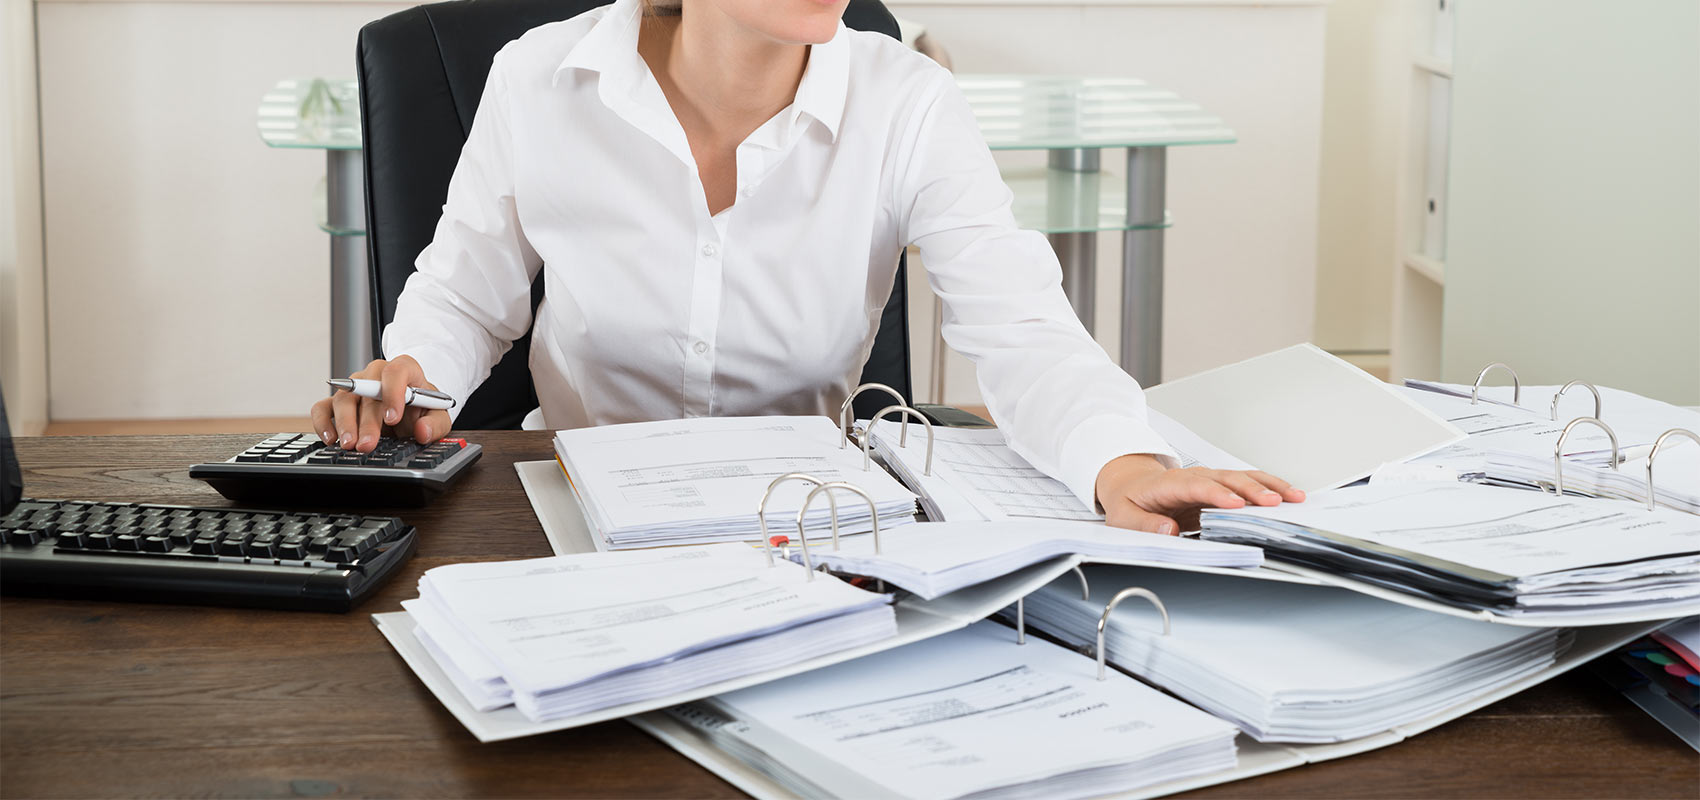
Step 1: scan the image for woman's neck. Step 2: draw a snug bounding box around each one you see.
[638,9,809,129]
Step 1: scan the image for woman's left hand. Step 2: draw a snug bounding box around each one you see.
[1095,454,1305,535]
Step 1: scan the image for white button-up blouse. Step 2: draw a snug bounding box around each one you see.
[383,0,1177,507]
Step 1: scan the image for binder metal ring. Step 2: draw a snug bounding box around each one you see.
[1096,587,1170,681]
[864,404,935,476]
[1015,565,1089,645]
[1551,417,1619,498]
[1550,380,1603,422]
[757,472,832,572]
[1471,362,1521,406]
[1644,428,1700,511]
[839,383,908,449]
[798,481,881,555]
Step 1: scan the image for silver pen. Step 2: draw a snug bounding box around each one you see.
[326,378,457,410]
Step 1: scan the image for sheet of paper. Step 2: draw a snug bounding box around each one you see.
[872,423,1100,522]
[417,544,890,695]
[1212,482,1700,581]
[1143,343,1465,490]
[712,622,1238,800]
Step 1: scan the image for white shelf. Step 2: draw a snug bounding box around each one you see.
[1403,253,1446,285]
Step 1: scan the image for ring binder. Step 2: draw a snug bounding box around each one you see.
[799,481,881,555]
[1471,362,1521,406]
[1550,380,1603,422]
[863,404,934,476]
[757,472,832,571]
[839,383,908,449]
[1552,417,1619,498]
[1096,587,1170,681]
[1644,428,1700,511]
[1015,566,1090,645]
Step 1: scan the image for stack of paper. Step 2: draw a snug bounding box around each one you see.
[661,621,1240,799]
[864,409,1251,524]
[794,518,1263,599]
[1198,482,1700,622]
[553,416,918,549]
[394,544,896,722]
[1398,382,1700,513]
[1020,566,1571,742]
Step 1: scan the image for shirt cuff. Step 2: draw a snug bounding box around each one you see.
[1057,414,1180,511]
[383,343,471,426]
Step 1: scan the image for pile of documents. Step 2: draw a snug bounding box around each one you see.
[795,518,1263,599]
[1198,482,1700,621]
[395,544,896,722]
[1020,566,1571,742]
[661,622,1240,799]
[553,416,919,549]
[1398,381,1700,514]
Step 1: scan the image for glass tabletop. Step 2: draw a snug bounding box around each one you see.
[956,75,1234,151]
[1003,167,1172,234]
[258,78,361,150]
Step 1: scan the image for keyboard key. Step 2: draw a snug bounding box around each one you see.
[217,541,247,557]
[263,453,298,464]
[142,536,172,553]
[325,546,356,564]
[113,534,144,552]
[85,533,114,550]
[247,541,276,558]
[5,530,41,547]
[190,537,220,555]
[56,532,86,549]
[275,543,308,560]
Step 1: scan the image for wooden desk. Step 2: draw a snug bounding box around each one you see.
[3,432,1694,798]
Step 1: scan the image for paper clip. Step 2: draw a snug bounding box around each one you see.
[839,383,908,449]
[1550,380,1603,422]
[1096,587,1170,681]
[1551,417,1619,498]
[757,472,832,572]
[1470,362,1521,406]
[864,404,935,476]
[1014,566,1089,646]
[1644,429,1700,511]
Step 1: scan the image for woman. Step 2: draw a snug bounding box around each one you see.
[309,0,1303,533]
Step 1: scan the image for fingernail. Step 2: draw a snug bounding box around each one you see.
[384,408,398,424]
[339,432,353,448]
[320,430,334,445]
[1158,522,1174,535]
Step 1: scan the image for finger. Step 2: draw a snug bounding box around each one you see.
[356,394,384,452]
[414,410,451,445]
[1216,471,1284,506]
[308,399,336,446]
[1247,471,1305,503]
[1103,498,1181,536]
[379,360,421,429]
[1157,471,1244,511]
[331,387,361,449]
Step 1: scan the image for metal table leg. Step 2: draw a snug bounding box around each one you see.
[1047,149,1103,334]
[1121,146,1166,386]
[325,149,372,378]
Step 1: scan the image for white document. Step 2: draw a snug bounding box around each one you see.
[1407,380,1700,448]
[797,518,1262,599]
[416,544,893,698]
[554,416,918,548]
[1208,482,1700,582]
[1143,343,1465,490]
[703,621,1239,800]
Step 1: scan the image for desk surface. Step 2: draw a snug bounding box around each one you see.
[3,432,1694,798]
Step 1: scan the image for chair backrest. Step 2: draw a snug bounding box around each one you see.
[356,0,914,429]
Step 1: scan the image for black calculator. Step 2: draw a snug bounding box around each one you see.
[190,433,482,507]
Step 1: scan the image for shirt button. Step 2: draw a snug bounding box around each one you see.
[739,185,753,198]
[701,243,717,258]
[693,341,709,355]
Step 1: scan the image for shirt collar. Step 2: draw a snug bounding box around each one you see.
[552,1,849,143]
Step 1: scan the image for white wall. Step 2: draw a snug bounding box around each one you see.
[2,0,48,434]
[37,0,407,421]
[893,1,1327,404]
[37,0,1324,419]
[1442,0,1700,405]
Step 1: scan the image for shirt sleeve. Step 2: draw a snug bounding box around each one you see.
[893,71,1179,509]
[380,48,543,422]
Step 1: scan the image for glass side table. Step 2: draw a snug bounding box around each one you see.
[958,75,1235,387]
[257,78,369,379]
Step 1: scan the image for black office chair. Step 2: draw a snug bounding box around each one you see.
[356,0,915,430]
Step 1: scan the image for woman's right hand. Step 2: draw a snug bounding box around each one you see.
[309,355,452,452]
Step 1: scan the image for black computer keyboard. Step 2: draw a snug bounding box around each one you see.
[0,498,417,611]
[189,433,482,507]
